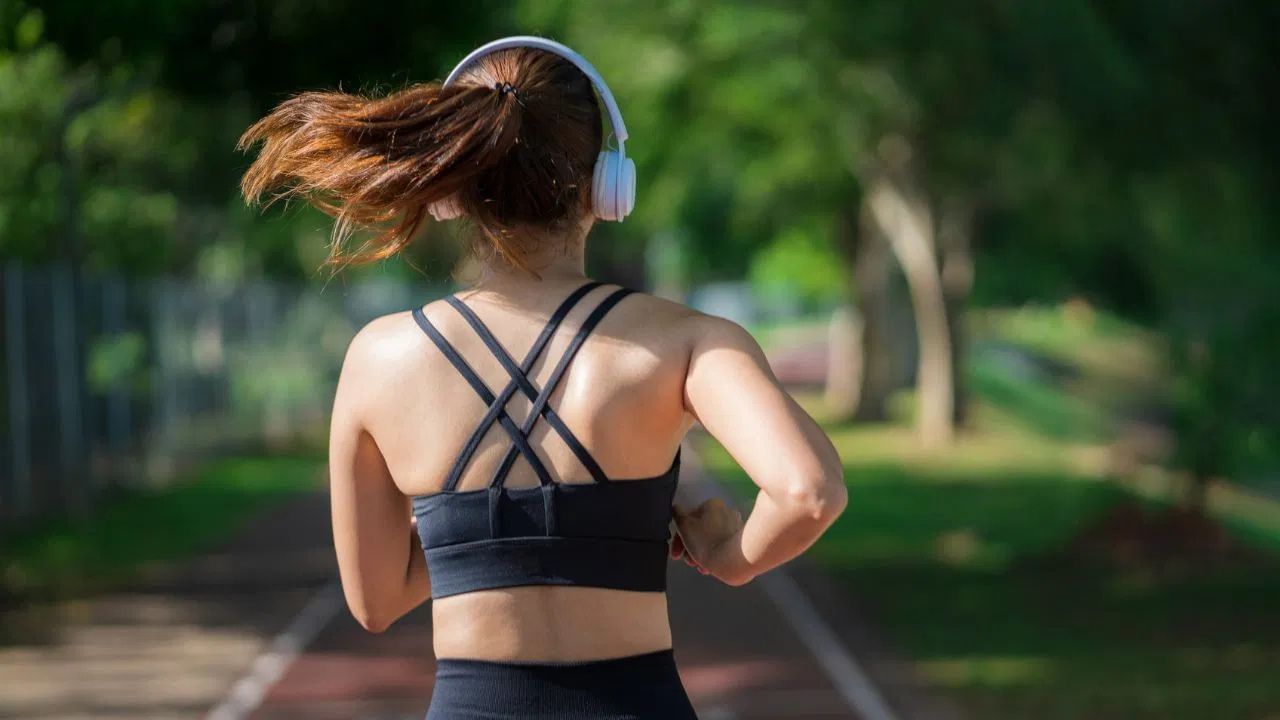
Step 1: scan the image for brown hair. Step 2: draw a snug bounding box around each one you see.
[237,48,603,272]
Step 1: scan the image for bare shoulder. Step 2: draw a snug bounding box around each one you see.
[611,289,762,357]
[611,289,695,324]
[611,289,718,333]
[340,309,426,372]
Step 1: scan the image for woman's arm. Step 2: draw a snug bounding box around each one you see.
[329,327,431,632]
[680,314,848,586]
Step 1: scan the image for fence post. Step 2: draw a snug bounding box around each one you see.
[103,275,132,469]
[52,264,87,516]
[4,264,32,522]
[149,278,173,479]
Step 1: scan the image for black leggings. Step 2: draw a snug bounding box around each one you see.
[425,648,698,719]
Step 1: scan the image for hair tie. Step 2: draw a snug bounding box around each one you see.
[494,81,518,97]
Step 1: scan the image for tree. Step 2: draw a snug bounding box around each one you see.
[11,0,514,278]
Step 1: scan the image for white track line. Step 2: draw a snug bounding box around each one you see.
[701,704,741,720]
[755,570,899,720]
[205,578,345,720]
[686,446,900,720]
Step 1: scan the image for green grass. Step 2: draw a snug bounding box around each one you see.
[967,353,1112,443]
[703,299,1280,719]
[702,421,1280,720]
[0,454,323,601]
[971,303,1164,389]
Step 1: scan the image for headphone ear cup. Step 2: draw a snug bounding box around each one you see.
[592,150,635,221]
[618,156,636,219]
[592,150,616,221]
[428,194,464,221]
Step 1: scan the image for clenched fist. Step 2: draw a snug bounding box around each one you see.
[670,498,746,583]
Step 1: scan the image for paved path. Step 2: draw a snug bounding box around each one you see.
[1,447,949,720]
[0,493,334,720]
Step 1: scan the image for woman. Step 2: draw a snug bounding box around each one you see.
[239,36,847,720]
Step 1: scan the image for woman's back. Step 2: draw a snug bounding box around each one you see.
[368,281,694,499]
[241,36,846,718]
[344,278,698,660]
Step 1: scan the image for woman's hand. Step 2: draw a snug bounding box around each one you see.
[670,498,750,585]
[668,522,706,574]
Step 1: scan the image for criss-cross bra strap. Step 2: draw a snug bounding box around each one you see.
[445,291,612,486]
[438,281,602,491]
[411,307,555,488]
[488,286,635,487]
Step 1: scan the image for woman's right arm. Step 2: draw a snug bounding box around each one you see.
[679,313,848,586]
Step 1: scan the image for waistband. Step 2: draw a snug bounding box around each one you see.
[434,648,677,676]
[427,647,695,719]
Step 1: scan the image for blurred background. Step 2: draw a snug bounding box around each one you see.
[2,1,1278,719]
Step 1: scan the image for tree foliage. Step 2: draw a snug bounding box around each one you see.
[3,0,1277,483]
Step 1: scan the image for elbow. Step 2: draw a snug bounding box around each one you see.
[719,568,757,588]
[783,466,848,525]
[348,599,396,634]
[354,609,393,634]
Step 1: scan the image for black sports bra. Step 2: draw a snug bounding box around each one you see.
[409,281,680,600]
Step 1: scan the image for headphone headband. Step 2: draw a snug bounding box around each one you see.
[441,35,629,146]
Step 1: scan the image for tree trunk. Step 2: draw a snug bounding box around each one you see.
[826,206,863,419]
[823,302,863,419]
[827,203,903,422]
[939,196,975,427]
[855,200,909,422]
[865,172,955,447]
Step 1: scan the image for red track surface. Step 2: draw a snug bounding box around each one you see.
[248,465,858,720]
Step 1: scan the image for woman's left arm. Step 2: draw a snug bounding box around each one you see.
[329,328,431,632]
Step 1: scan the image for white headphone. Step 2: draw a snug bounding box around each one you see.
[426,36,636,223]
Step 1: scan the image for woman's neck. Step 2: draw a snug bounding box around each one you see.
[470,222,592,293]
[474,254,587,288]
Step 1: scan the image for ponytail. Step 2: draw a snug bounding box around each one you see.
[238,81,523,267]
[238,48,603,272]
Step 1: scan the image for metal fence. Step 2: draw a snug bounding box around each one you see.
[0,262,444,533]
[0,263,831,533]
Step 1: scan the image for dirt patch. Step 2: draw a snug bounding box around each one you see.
[1064,500,1247,567]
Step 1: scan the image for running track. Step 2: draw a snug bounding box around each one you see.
[211,449,889,720]
[0,455,897,720]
